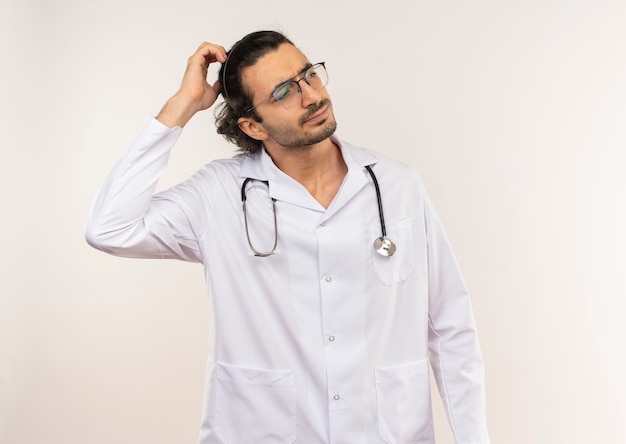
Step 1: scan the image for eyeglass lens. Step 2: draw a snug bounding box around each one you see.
[272,64,328,109]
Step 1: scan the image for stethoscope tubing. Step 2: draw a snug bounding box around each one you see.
[365,165,388,239]
[240,165,395,257]
[241,178,278,257]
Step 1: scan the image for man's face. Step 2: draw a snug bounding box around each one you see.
[239,43,337,149]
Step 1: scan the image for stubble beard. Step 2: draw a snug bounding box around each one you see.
[263,99,337,149]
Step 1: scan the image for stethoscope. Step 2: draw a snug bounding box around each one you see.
[241,165,396,257]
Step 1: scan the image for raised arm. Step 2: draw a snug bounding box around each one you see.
[85,42,226,261]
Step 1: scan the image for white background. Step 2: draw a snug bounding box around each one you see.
[1,0,625,443]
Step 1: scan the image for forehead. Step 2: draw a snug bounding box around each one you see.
[241,43,310,99]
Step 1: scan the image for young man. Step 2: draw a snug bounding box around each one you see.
[86,31,489,443]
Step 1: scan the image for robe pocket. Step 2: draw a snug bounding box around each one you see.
[370,218,416,286]
[214,363,296,443]
[375,359,433,444]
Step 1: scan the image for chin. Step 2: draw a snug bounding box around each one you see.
[309,119,337,145]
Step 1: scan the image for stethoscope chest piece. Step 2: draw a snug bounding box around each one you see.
[374,236,396,257]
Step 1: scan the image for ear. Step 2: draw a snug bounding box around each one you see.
[237,117,268,141]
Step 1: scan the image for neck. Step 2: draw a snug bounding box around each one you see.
[264,137,348,208]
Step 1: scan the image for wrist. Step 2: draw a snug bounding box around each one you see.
[156,94,201,129]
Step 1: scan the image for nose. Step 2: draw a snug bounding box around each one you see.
[298,80,322,107]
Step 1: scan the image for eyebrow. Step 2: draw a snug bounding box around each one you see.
[270,62,313,93]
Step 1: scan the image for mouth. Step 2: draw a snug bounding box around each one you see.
[302,101,331,125]
[305,106,327,123]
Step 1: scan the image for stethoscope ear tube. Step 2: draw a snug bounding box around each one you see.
[241,178,278,257]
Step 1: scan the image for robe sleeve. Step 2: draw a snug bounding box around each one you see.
[425,193,490,444]
[85,117,204,263]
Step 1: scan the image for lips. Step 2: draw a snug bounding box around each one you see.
[305,106,327,123]
[301,100,331,125]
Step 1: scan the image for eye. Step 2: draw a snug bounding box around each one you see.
[273,82,293,102]
[305,67,323,86]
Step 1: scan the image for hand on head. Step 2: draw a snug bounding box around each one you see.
[180,42,227,110]
[156,42,227,128]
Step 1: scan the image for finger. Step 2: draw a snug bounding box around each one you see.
[195,42,227,64]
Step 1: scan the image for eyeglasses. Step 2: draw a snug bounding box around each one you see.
[245,62,328,114]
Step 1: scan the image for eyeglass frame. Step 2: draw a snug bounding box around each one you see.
[244,62,328,115]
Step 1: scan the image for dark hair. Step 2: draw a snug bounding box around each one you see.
[215,30,293,154]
